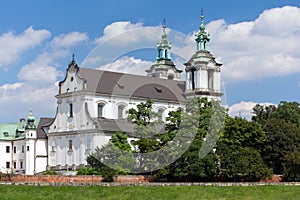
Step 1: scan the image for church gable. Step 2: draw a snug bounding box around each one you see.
[59,55,86,95]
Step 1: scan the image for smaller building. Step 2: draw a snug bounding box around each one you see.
[0,112,52,175]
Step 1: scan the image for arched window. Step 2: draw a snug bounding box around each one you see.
[97,103,104,118]
[158,108,165,121]
[118,105,125,119]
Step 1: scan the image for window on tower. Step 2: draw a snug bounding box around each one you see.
[191,69,196,90]
[118,105,125,119]
[97,103,104,118]
[69,140,73,151]
[208,70,214,90]
[69,103,73,117]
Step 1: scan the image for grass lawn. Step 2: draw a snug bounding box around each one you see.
[0,185,299,200]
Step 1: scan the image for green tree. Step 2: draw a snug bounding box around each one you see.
[252,104,276,127]
[274,101,300,127]
[220,117,266,151]
[86,132,135,179]
[252,101,300,174]
[262,118,300,174]
[217,116,272,181]
[283,146,300,181]
[166,98,225,181]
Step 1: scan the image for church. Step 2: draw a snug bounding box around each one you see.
[0,15,223,174]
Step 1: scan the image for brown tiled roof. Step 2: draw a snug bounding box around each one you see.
[37,118,54,139]
[77,68,186,103]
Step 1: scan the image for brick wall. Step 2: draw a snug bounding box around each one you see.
[0,174,286,184]
[9,175,103,183]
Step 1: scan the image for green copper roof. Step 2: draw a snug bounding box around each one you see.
[195,15,210,52]
[0,118,40,141]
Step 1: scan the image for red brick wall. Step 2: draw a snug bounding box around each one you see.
[259,175,282,183]
[10,175,103,183]
[4,175,155,183]
[115,175,155,183]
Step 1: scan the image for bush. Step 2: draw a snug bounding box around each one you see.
[76,167,100,175]
[43,170,57,175]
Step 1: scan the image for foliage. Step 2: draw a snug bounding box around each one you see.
[76,167,100,175]
[283,146,300,181]
[236,147,273,181]
[252,101,300,175]
[157,98,226,181]
[217,116,272,181]
[261,118,300,174]
[43,170,57,175]
[220,116,266,151]
[273,101,300,127]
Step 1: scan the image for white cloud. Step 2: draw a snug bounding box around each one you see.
[91,6,300,83]
[97,56,152,75]
[206,6,300,82]
[18,32,88,83]
[0,26,51,67]
[0,31,89,122]
[0,82,57,122]
[51,32,88,49]
[17,52,63,83]
[0,82,24,91]
[81,56,103,66]
[94,21,161,46]
[229,101,275,120]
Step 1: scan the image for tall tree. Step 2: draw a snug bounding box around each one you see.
[252,101,300,174]
[261,118,300,174]
[217,116,272,181]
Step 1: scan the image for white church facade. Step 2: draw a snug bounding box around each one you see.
[0,16,223,174]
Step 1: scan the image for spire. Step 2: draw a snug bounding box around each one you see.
[25,110,36,129]
[162,18,167,39]
[67,53,79,72]
[157,19,171,60]
[195,10,210,52]
[145,19,182,80]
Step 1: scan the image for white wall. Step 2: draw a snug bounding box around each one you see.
[0,141,12,173]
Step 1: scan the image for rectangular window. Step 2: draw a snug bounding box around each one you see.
[27,146,30,151]
[6,146,10,153]
[69,103,73,117]
[13,146,16,153]
[69,140,73,151]
[208,70,214,90]
[118,105,125,119]
[86,139,91,150]
[6,162,10,169]
[20,161,23,169]
[13,161,16,169]
[51,145,55,152]
[97,103,103,118]
[22,145,24,153]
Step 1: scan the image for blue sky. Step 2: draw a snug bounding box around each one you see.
[1,0,300,122]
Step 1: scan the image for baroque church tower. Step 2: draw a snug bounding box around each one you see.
[184,15,223,101]
[146,20,182,80]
